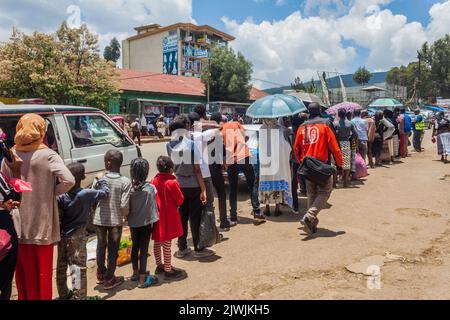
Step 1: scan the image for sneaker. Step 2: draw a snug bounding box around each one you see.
[103,276,124,290]
[312,218,319,234]
[193,249,215,258]
[300,216,314,235]
[96,273,105,285]
[155,265,165,275]
[229,220,237,227]
[219,227,230,232]
[164,268,185,280]
[253,214,266,226]
[174,247,192,259]
[130,274,139,282]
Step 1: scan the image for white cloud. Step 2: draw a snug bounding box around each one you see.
[222,12,357,88]
[427,0,450,41]
[223,0,450,88]
[0,0,195,63]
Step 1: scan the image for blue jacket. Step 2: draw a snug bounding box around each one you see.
[58,179,109,236]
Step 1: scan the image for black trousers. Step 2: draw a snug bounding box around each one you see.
[178,187,203,252]
[291,162,306,212]
[130,225,152,275]
[0,211,18,300]
[227,163,260,220]
[209,164,229,228]
[96,226,122,280]
[132,131,141,146]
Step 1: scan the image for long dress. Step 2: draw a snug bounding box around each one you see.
[258,120,293,208]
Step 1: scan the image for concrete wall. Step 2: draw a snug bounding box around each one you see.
[125,31,169,73]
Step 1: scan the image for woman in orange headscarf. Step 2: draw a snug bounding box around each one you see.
[1,114,75,300]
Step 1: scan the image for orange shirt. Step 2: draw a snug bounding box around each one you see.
[222,121,250,164]
[294,118,343,167]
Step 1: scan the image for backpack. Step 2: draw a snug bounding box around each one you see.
[0,229,12,262]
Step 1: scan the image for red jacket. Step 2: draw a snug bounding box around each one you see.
[151,173,184,242]
[294,118,343,167]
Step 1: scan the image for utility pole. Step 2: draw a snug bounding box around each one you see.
[417,50,422,107]
[206,57,210,111]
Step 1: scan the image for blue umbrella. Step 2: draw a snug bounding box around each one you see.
[246,94,307,119]
[423,104,445,112]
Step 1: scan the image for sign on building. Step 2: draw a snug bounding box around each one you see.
[163,35,178,75]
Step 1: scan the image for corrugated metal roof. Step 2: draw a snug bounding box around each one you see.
[119,69,268,101]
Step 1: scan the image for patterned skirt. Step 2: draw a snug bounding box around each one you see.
[393,135,400,157]
[339,140,352,170]
[437,132,450,156]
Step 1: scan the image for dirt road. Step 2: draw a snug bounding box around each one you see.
[12,131,450,300]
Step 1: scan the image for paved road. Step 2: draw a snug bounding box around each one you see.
[140,142,168,179]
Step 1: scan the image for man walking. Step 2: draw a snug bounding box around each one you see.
[130,118,141,146]
[293,103,343,234]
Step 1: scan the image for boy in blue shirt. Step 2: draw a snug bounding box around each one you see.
[56,163,109,300]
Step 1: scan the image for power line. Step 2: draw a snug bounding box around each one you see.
[252,77,290,87]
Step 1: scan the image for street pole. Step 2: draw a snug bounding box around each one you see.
[206,58,210,111]
[417,51,421,107]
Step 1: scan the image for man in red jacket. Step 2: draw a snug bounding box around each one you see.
[294,103,343,234]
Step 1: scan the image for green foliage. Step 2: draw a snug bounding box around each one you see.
[104,37,121,63]
[201,46,253,102]
[352,66,372,86]
[0,22,120,111]
[291,76,306,91]
[387,34,449,99]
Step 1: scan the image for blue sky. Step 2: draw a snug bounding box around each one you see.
[0,0,449,88]
[193,0,441,27]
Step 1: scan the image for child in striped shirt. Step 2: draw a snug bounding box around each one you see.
[93,150,132,290]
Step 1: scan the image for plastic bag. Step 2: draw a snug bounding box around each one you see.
[353,153,368,180]
[198,209,220,249]
[117,238,132,266]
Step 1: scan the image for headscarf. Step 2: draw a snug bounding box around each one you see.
[13,113,48,152]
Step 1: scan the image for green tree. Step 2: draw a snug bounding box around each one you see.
[104,37,121,63]
[418,34,450,97]
[305,77,318,94]
[291,76,306,91]
[352,66,372,86]
[201,46,253,102]
[0,22,119,111]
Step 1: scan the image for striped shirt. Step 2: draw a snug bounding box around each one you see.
[93,172,132,227]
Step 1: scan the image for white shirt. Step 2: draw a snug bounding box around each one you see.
[191,129,219,178]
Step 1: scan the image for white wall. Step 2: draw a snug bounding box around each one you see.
[126,31,169,73]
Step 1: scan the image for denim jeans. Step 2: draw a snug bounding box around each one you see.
[227,163,261,219]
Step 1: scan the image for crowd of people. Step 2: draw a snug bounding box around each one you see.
[0,102,448,301]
